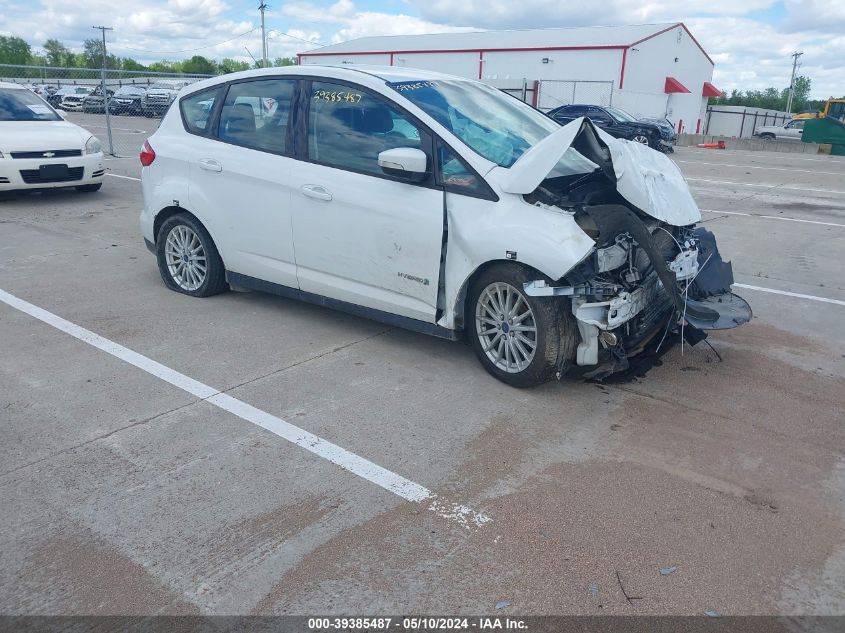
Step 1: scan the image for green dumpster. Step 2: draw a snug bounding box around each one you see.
[802,117,845,155]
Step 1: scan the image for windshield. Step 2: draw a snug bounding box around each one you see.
[0,88,61,122]
[149,82,177,90]
[388,79,560,168]
[605,106,638,123]
[115,87,144,96]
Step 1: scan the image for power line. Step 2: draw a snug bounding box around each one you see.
[267,29,323,47]
[110,26,260,55]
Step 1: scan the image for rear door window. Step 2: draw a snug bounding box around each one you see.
[216,78,296,153]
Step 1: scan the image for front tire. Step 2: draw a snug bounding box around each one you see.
[156,214,227,297]
[467,263,577,388]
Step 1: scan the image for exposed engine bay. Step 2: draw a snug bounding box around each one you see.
[520,119,752,379]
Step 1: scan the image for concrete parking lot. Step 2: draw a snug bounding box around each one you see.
[1,143,844,616]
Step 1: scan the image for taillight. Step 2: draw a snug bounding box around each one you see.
[140,140,156,167]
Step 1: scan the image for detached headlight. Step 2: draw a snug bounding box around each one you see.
[85,136,102,155]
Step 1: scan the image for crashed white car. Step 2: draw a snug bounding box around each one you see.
[139,66,750,387]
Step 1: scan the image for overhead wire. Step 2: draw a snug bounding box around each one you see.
[110,26,261,55]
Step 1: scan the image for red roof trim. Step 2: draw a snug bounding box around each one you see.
[300,44,628,57]
[702,81,724,97]
[665,76,691,93]
[299,22,715,65]
[630,22,714,66]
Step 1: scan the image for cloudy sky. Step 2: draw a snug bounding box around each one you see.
[1,0,843,97]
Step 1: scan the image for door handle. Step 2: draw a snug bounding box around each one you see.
[198,158,222,172]
[301,184,333,201]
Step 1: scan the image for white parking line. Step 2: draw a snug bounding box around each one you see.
[106,173,141,181]
[734,284,845,307]
[0,288,489,530]
[702,209,845,228]
[687,178,845,195]
[681,149,845,164]
[676,160,844,176]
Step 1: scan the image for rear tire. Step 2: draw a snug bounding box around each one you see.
[760,133,775,140]
[156,213,227,297]
[75,183,102,193]
[466,263,577,388]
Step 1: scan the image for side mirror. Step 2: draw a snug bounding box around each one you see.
[378,147,429,182]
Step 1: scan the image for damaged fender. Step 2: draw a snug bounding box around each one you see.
[499,117,700,226]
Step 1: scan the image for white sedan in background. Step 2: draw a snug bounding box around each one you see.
[0,82,104,193]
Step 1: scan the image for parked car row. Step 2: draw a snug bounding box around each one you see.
[19,80,199,117]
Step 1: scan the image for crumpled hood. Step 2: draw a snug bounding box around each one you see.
[0,120,91,153]
[499,117,701,226]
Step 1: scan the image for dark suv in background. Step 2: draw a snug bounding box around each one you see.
[109,85,147,115]
[548,104,676,152]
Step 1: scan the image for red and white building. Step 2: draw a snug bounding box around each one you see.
[299,22,724,134]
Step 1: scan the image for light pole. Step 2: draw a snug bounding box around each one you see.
[785,51,803,115]
[92,25,114,155]
[258,2,268,68]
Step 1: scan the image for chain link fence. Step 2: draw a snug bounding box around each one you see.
[1,64,215,157]
[536,80,614,112]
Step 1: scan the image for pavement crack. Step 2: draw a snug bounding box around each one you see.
[0,400,197,480]
[615,570,644,606]
[218,327,395,395]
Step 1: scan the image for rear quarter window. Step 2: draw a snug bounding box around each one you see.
[180,87,220,135]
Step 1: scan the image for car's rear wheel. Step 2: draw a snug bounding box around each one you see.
[467,263,577,387]
[156,214,227,297]
[760,133,775,140]
[75,183,102,193]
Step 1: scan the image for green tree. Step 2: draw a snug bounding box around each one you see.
[0,35,32,65]
[43,38,71,66]
[82,38,119,69]
[148,60,179,73]
[273,56,296,67]
[219,58,250,74]
[120,57,148,71]
[180,55,217,74]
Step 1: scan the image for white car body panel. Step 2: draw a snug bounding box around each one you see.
[0,118,103,192]
[500,117,700,227]
[139,65,708,336]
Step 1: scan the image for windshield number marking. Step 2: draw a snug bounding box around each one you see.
[313,90,362,103]
[390,81,437,92]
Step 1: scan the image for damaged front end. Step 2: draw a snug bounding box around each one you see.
[510,118,751,379]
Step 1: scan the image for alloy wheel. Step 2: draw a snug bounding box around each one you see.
[475,282,537,373]
[632,134,650,145]
[164,225,207,291]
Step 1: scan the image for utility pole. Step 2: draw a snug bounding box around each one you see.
[785,51,803,115]
[258,2,268,68]
[92,26,114,156]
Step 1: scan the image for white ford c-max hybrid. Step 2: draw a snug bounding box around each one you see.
[139,66,750,387]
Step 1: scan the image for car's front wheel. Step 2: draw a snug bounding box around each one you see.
[467,263,577,387]
[631,133,652,146]
[156,214,227,297]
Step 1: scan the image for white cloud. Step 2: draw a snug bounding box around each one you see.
[409,0,777,30]
[1,0,842,97]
